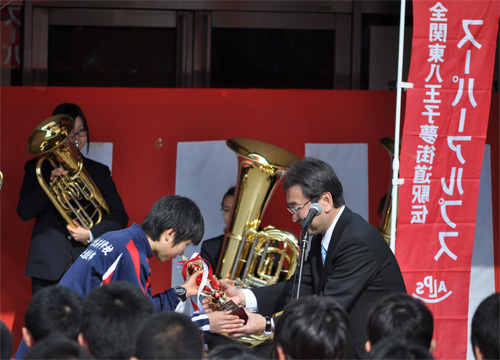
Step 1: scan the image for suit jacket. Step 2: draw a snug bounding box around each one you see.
[200,234,224,273]
[17,156,129,281]
[251,206,406,359]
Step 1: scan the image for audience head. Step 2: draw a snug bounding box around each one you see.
[366,293,435,353]
[79,281,154,359]
[273,296,349,360]
[141,195,204,246]
[134,311,203,359]
[366,337,434,360]
[23,333,92,360]
[471,292,499,360]
[22,285,83,346]
[1,320,13,360]
[207,344,260,360]
[283,157,345,208]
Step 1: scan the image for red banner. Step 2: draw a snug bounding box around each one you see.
[396,1,499,359]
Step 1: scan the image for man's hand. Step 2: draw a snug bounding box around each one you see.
[67,220,91,244]
[219,278,246,307]
[207,311,246,334]
[226,308,266,338]
[182,270,203,298]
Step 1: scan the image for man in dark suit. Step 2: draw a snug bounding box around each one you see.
[18,103,129,295]
[215,157,406,359]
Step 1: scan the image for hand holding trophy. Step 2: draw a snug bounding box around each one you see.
[178,253,248,323]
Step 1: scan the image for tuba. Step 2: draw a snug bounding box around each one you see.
[217,138,300,287]
[216,138,300,347]
[27,114,110,231]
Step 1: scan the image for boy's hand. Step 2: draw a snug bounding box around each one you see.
[182,270,203,297]
[207,311,246,334]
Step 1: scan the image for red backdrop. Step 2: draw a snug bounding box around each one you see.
[1,87,498,348]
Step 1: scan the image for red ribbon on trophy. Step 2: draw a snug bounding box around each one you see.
[177,253,248,323]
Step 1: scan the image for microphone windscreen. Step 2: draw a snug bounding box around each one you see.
[310,203,322,215]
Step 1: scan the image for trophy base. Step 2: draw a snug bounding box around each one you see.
[219,300,248,324]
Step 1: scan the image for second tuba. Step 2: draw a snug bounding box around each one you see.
[378,137,399,245]
[27,114,110,231]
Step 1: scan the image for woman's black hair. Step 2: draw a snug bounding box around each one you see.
[52,103,90,154]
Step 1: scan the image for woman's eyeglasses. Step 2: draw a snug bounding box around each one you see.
[69,130,88,138]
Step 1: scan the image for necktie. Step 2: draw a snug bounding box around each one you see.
[321,243,327,264]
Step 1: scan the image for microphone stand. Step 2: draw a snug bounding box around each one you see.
[294,225,310,299]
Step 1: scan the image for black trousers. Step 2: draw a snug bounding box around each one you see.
[31,277,59,296]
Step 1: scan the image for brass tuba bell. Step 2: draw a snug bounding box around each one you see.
[217,138,300,287]
[27,114,110,231]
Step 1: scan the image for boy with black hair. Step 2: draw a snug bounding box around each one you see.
[1,321,13,360]
[22,285,83,346]
[23,334,92,360]
[134,311,204,360]
[471,292,499,360]
[366,338,434,360]
[78,281,154,359]
[272,296,349,360]
[365,293,436,354]
[59,195,204,310]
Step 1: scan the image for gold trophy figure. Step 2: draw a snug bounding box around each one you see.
[179,254,248,323]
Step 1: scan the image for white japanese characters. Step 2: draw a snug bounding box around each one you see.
[411,1,485,300]
[80,238,115,261]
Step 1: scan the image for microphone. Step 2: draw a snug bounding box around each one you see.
[301,203,322,229]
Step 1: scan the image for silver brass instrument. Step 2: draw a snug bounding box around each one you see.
[217,138,300,346]
[27,114,110,230]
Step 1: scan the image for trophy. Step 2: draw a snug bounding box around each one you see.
[178,254,248,323]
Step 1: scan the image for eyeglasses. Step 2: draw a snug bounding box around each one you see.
[287,199,312,215]
[69,130,88,138]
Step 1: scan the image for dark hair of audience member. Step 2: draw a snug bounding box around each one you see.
[207,344,260,360]
[1,320,13,360]
[23,333,92,360]
[24,285,83,343]
[134,311,203,360]
[367,293,434,350]
[140,195,204,246]
[272,296,349,360]
[471,292,499,360]
[366,337,434,360]
[80,281,154,359]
